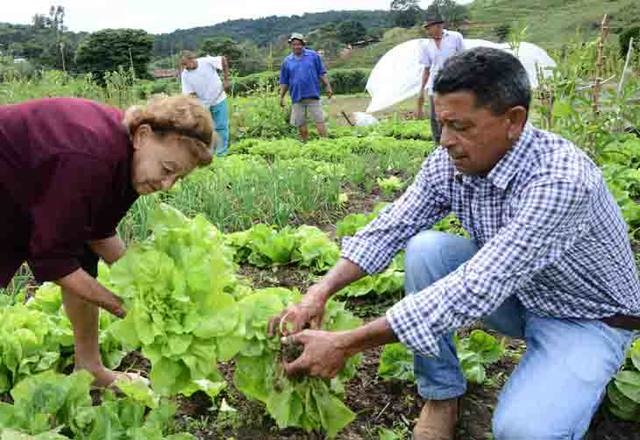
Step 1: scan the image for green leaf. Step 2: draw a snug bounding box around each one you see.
[607,382,640,421]
[464,364,486,384]
[614,370,640,403]
[193,292,239,338]
[629,339,640,371]
[190,379,226,399]
[378,343,414,382]
[115,377,160,409]
[149,357,187,396]
[312,381,356,438]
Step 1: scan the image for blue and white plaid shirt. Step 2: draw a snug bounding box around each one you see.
[342,125,640,357]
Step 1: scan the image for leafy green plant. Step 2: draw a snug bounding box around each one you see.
[335,204,389,239]
[454,330,505,384]
[377,343,414,382]
[377,176,405,197]
[607,339,640,421]
[0,303,69,393]
[107,204,240,398]
[335,212,377,239]
[226,224,339,273]
[0,371,93,436]
[0,370,194,439]
[338,255,404,298]
[233,288,362,438]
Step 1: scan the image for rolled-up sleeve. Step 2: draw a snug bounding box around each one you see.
[387,176,591,357]
[342,153,452,274]
[315,53,327,77]
[27,154,111,282]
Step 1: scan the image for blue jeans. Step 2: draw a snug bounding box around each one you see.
[209,99,229,156]
[404,230,635,439]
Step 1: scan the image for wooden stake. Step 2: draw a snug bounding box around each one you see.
[592,14,609,116]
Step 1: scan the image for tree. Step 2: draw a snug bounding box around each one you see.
[425,0,469,29]
[337,20,367,44]
[306,23,342,58]
[390,0,422,28]
[75,29,153,82]
[199,37,242,64]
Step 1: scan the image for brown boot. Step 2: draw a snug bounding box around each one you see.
[413,398,459,440]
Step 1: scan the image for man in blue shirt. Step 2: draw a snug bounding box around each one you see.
[279,33,333,141]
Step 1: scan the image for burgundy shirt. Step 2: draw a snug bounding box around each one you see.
[0,98,139,285]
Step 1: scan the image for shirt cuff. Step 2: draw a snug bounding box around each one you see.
[386,293,439,358]
[28,257,81,283]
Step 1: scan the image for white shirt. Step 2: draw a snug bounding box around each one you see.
[419,30,465,95]
[181,56,226,107]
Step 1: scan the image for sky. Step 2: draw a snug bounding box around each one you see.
[5,1,471,34]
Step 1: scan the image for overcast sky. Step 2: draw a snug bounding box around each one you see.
[5,1,471,34]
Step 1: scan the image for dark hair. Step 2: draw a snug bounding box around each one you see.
[433,47,531,115]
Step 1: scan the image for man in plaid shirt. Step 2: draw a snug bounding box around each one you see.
[271,47,640,439]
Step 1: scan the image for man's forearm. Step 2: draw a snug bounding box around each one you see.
[338,317,398,357]
[420,68,430,96]
[222,57,229,82]
[88,235,125,265]
[279,84,288,99]
[315,258,366,302]
[320,74,331,90]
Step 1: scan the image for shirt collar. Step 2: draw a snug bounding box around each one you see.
[453,124,534,190]
[485,124,534,190]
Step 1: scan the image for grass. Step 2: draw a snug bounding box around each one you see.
[466,0,637,49]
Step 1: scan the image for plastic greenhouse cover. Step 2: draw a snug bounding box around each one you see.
[365,39,556,113]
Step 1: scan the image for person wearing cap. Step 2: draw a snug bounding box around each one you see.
[271,48,640,439]
[279,33,333,141]
[180,50,230,156]
[0,95,215,388]
[417,14,464,144]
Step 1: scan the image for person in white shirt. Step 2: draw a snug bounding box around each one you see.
[180,51,230,156]
[416,14,465,144]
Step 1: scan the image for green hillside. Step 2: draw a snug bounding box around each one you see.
[153,10,391,56]
[467,0,638,49]
[332,0,636,70]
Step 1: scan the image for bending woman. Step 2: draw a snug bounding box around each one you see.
[0,95,214,387]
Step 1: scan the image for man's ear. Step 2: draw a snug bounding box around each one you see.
[506,106,528,141]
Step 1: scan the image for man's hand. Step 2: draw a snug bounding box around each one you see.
[282,317,399,379]
[326,87,334,99]
[279,97,286,108]
[268,284,329,336]
[223,79,230,93]
[282,330,350,378]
